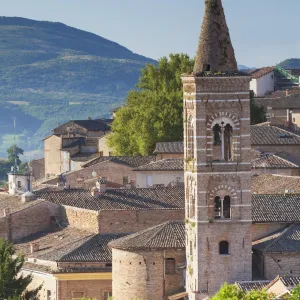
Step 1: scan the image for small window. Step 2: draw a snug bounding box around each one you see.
[109,152,112,157]
[47,290,51,300]
[165,258,176,274]
[203,64,211,72]
[219,241,229,255]
[99,151,103,157]
[17,181,22,188]
[123,176,129,185]
[104,292,112,300]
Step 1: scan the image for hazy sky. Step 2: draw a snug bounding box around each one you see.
[1,0,300,67]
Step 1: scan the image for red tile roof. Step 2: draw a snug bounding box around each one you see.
[250,67,275,79]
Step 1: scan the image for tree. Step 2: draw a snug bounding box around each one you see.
[211,283,275,300]
[108,54,194,156]
[0,238,41,300]
[7,145,24,166]
[289,285,300,300]
[250,90,266,125]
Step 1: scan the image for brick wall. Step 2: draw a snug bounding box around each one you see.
[57,279,112,300]
[112,249,185,300]
[252,223,288,241]
[264,253,300,280]
[10,201,60,241]
[0,217,9,239]
[61,206,99,233]
[156,153,183,160]
[98,209,184,234]
[64,160,135,188]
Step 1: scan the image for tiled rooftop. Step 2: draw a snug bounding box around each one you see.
[34,187,184,211]
[253,224,300,253]
[15,226,126,263]
[252,194,300,223]
[53,120,110,134]
[249,67,275,79]
[82,156,155,168]
[251,125,300,145]
[134,159,184,171]
[0,193,44,217]
[252,152,300,169]
[154,142,184,154]
[109,221,185,250]
[252,174,300,194]
[236,281,270,293]
[256,93,300,109]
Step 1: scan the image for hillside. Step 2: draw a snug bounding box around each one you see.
[279,58,300,69]
[0,17,156,157]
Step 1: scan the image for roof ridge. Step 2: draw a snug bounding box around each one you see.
[272,154,299,168]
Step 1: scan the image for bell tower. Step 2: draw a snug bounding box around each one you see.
[182,0,252,298]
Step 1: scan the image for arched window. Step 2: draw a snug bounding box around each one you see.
[214,196,231,219]
[165,258,176,274]
[219,241,229,255]
[211,121,234,161]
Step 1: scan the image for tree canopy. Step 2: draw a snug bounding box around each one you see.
[108,54,266,156]
[211,283,275,300]
[7,145,24,166]
[0,238,41,299]
[108,53,194,156]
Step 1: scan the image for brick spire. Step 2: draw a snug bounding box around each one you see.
[193,0,238,74]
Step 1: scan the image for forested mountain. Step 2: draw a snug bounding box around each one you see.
[279,58,300,69]
[0,17,156,157]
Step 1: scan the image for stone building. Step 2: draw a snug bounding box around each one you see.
[44,119,111,177]
[109,221,187,300]
[249,67,275,97]
[182,0,252,297]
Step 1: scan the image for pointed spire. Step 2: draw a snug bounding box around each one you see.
[193,0,238,74]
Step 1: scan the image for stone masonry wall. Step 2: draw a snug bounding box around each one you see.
[264,253,300,280]
[44,135,62,177]
[98,209,184,234]
[62,206,99,233]
[10,201,60,241]
[112,249,185,300]
[57,279,112,300]
[0,217,9,239]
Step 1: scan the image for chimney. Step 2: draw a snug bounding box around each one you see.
[3,208,10,217]
[96,178,107,193]
[91,187,99,196]
[30,242,39,253]
[286,89,290,96]
[286,109,293,128]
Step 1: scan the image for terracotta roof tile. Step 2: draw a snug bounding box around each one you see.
[109,221,185,250]
[236,281,270,293]
[134,159,184,171]
[250,67,275,79]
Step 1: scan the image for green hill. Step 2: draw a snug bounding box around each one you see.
[279,58,300,69]
[0,17,156,157]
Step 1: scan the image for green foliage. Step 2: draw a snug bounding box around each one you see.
[108,53,194,155]
[250,90,266,125]
[211,283,275,300]
[289,285,300,300]
[0,238,42,299]
[7,145,24,166]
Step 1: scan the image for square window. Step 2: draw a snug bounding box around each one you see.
[104,291,112,300]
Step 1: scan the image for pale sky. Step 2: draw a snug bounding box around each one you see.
[1,0,300,67]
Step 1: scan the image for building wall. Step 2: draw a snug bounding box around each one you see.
[135,170,184,188]
[21,270,57,300]
[156,153,183,160]
[250,72,275,97]
[251,223,288,241]
[10,201,59,241]
[70,160,84,172]
[45,135,62,177]
[8,174,32,195]
[30,159,45,181]
[263,253,300,280]
[98,135,112,156]
[0,217,9,239]
[57,279,112,300]
[98,209,184,234]
[64,161,135,188]
[61,206,99,233]
[112,249,185,300]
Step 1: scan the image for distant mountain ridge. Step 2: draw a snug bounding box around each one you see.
[0,17,156,156]
[279,58,300,69]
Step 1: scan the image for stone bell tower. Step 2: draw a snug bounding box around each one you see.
[182,0,252,298]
